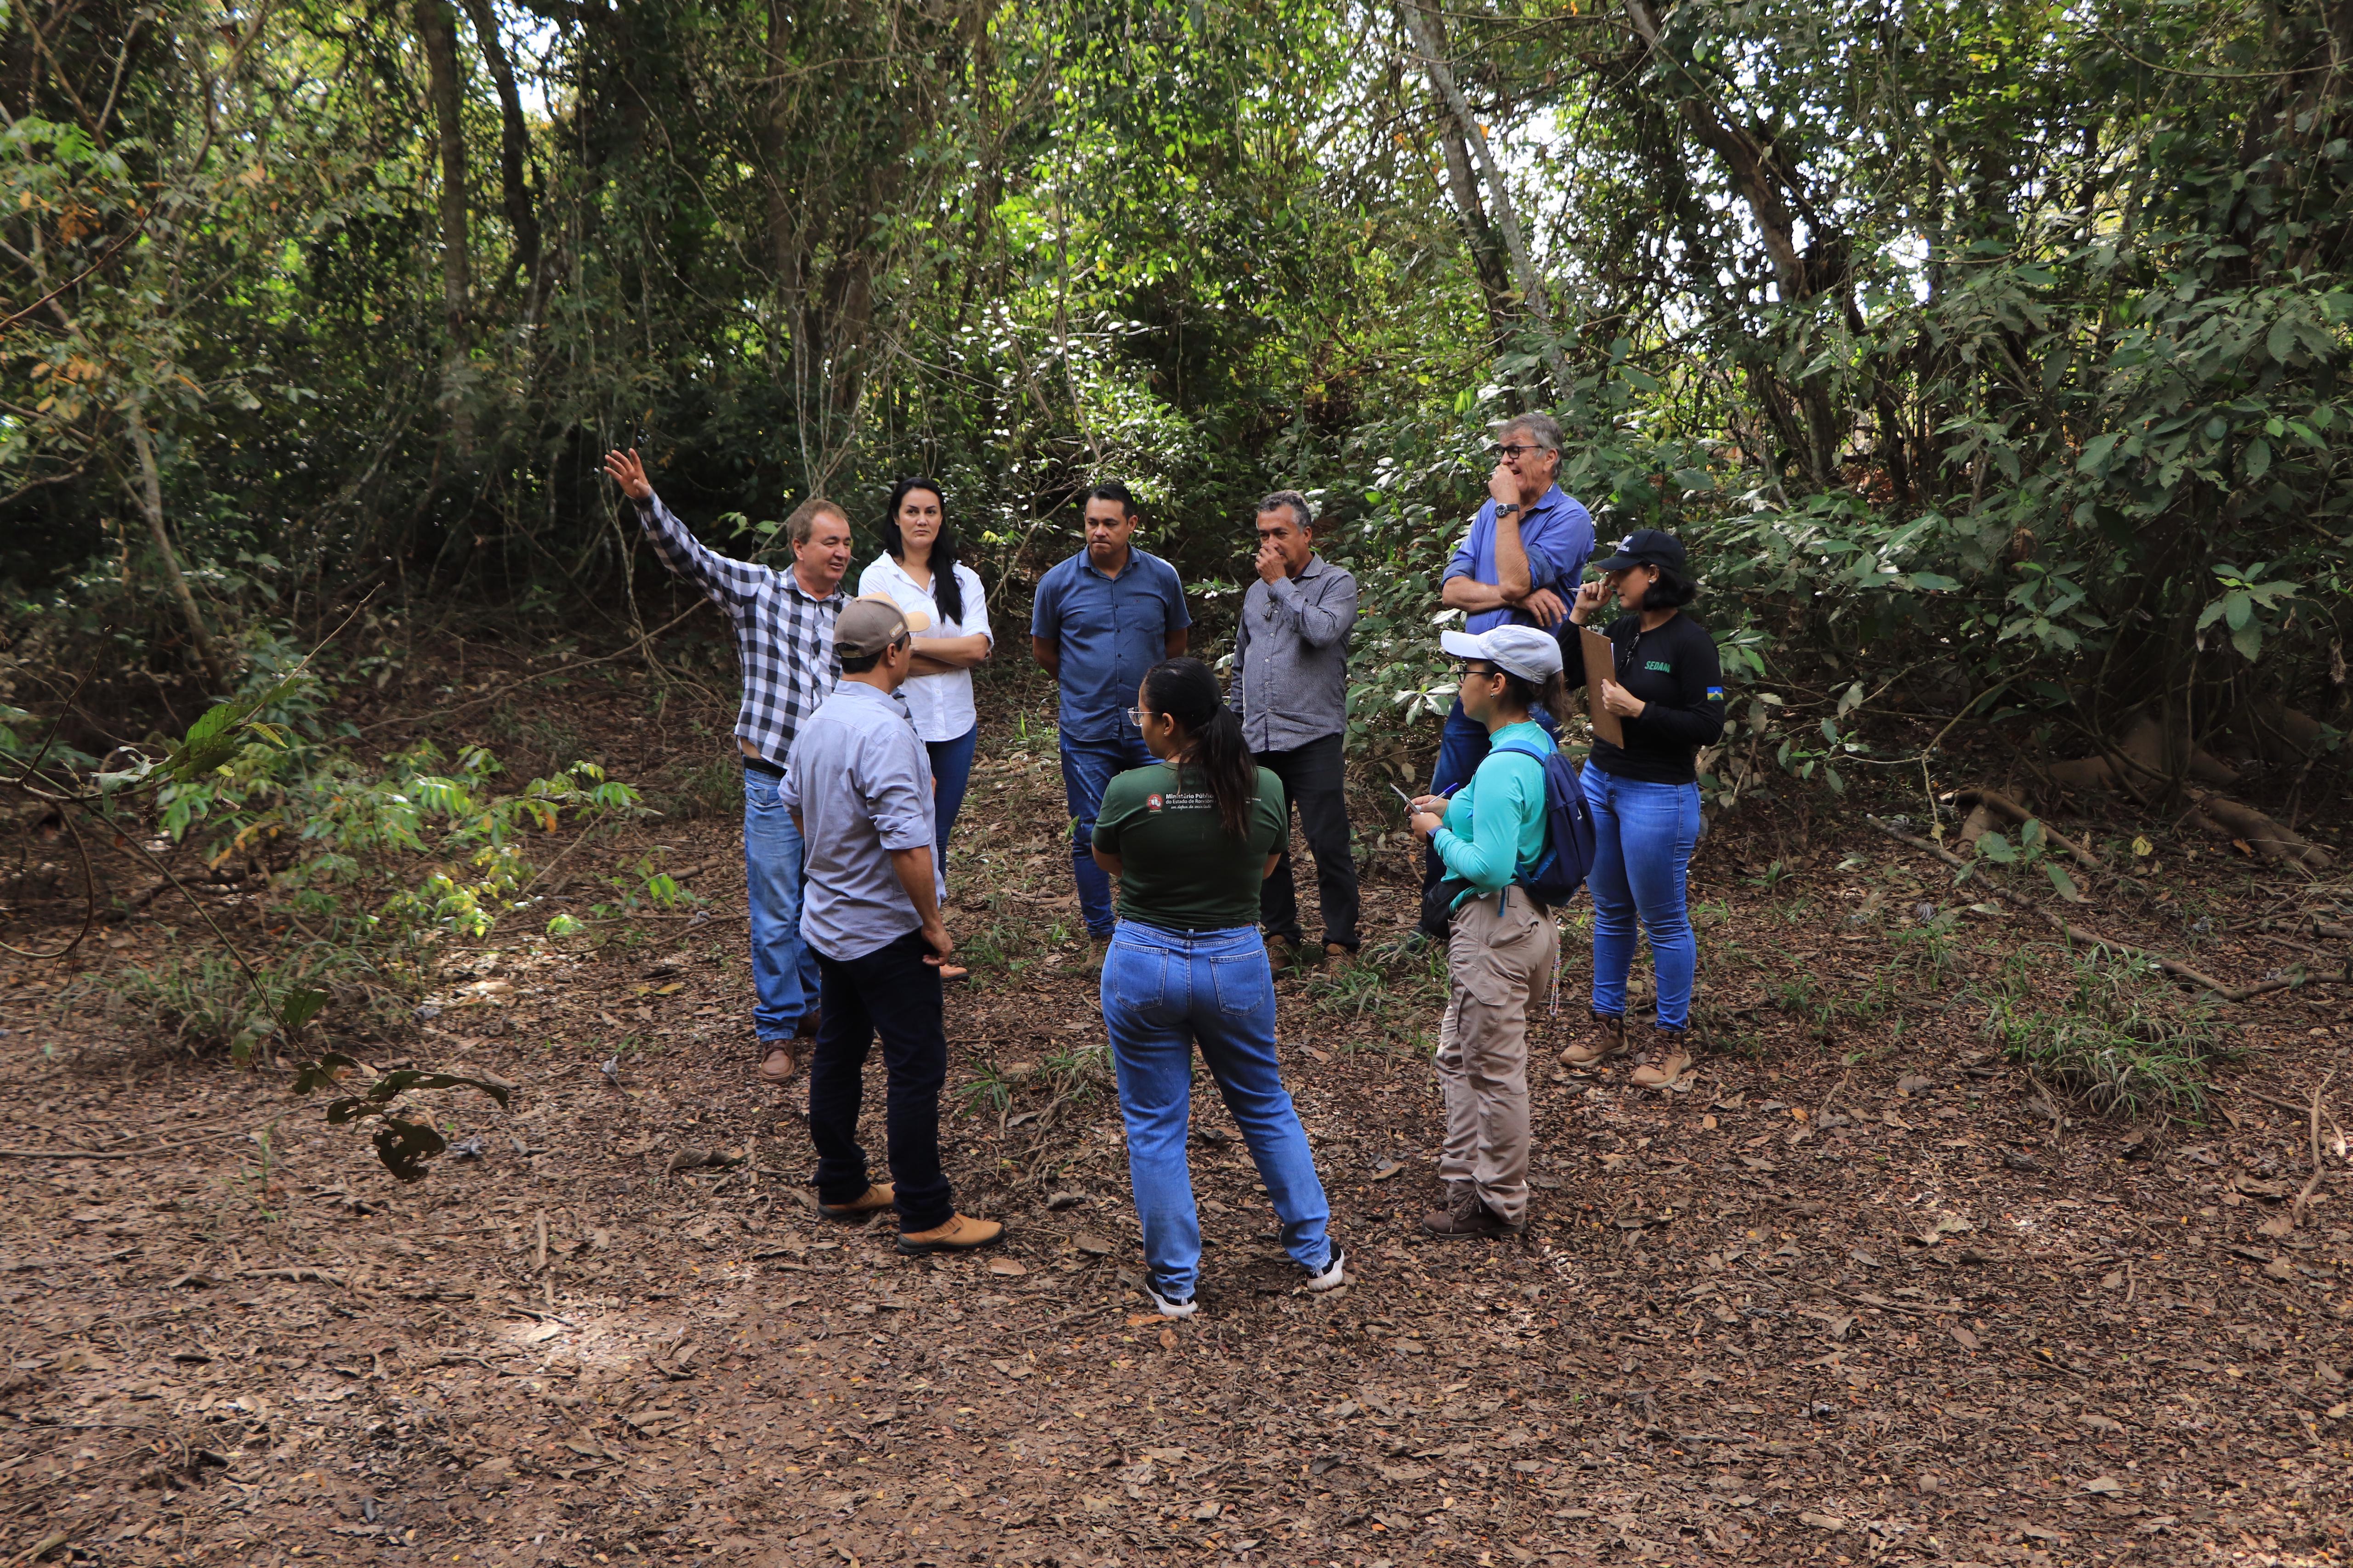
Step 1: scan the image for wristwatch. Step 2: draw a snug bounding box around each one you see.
[1495,503,1520,518]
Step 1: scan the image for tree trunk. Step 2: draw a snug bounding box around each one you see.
[417,0,473,444]
[1411,9,1514,356]
[455,0,541,320]
[1396,2,1572,399]
[124,408,227,691]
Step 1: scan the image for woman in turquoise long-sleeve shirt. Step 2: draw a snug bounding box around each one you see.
[1407,624,1568,1241]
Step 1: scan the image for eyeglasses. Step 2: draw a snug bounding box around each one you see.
[1124,706,1151,728]
[1452,662,1501,682]
[1491,443,1553,461]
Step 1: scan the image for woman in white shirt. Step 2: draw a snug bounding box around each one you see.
[857,477,993,915]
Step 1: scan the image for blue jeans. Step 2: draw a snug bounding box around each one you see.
[1060,731,1154,936]
[744,770,823,1040]
[1584,766,1702,1030]
[926,726,979,883]
[808,930,955,1233]
[1100,921,1332,1300]
[1419,699,1557,936]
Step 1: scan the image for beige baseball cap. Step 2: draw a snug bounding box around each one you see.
[834,597,910,660]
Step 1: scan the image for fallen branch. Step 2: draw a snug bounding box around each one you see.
[2291,1072,2337,1230]
[2047,717,2334,868]
[0,1128,255,1160]
[1865,815,2260,1001]
[1945,788,2102,872]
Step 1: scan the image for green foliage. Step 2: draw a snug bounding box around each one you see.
[53,647,649,1067]
[3,0,2349,796]
[290,1051,514,1182]
[1976,954,2234,1118]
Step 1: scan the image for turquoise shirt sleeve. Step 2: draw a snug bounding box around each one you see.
[1432,750,1545,891]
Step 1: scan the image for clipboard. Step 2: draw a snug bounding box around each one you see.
[1580,625,1624,748]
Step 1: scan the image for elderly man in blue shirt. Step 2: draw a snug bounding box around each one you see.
[1030,481,1192,939]
[1417,411,1595,940]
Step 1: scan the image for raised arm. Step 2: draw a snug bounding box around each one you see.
[601,449,767,611]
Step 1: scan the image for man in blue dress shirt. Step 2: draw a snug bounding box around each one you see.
[1418,412,1595,939]
[1030,482,1192,939]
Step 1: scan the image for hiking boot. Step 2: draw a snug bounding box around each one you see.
[1145,1280,1198,1319]
[816,1183,895,1222]
[1300,1244,1348,1293]
[1420,1191,1520,1240]
[757,1041,801,1084]
[1630,1030,1694,1089]
[1323,942,1356,965]
[1558,1012,1627,1069]
[1265,933,1302,966]
[895,1213,1006,1255]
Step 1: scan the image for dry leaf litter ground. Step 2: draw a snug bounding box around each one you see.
[3,648,2349,1568]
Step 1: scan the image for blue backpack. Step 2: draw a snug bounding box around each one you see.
[1491,735,1597,909]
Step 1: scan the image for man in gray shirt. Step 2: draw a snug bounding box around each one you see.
[1230,490,1361,959]
[783,598,1004,1256]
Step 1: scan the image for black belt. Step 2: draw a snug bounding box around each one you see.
[742,754,784,778]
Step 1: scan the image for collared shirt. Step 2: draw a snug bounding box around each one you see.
[1229,553,1358,752]
[855,553,993,743]
[634,492,843,767]
[1029,546,1191,743]
[780,681,936,961]
[1442,484,1596,633]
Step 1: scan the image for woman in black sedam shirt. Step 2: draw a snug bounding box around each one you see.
[1555,529,1726,1088]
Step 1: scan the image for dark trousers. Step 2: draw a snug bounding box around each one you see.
[807,931,954,1233]
[1418,698,1558,938]
[1256,733,1361,950]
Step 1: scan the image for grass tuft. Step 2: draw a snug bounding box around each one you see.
[1977,952,2234,1118]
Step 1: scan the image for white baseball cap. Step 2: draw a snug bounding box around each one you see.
[1439,623,1564,681]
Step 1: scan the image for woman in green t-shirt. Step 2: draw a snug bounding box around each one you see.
[1091,657,1345,1318]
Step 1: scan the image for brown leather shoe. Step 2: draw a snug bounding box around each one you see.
[1419,1191,1520,1239]
[794,1009,822,1040]
[1323,942,1355,964]
[1558,1013,1627,1069]
[895,1213,1005,1254]
[1630,1032,1694,1089]
[757,1042,801,1084]
[817,1183,896,1221]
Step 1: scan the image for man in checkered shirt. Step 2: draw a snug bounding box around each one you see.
[604,448,852,1086]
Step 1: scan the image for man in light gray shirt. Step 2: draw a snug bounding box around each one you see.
[783,598,1003,1256]
[1230,490,1361,960]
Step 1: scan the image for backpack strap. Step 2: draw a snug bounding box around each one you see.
[1486,735,1556,903]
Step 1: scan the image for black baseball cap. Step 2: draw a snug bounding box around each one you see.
[1592,528,1687,574]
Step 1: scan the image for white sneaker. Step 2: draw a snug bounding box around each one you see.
[1301,1244,1348,1293]
[1145,1281,1197,1319]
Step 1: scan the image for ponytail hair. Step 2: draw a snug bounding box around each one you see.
[1499,668,1570,725]
[1642,563,1699,611]
[1141,657,1257,841]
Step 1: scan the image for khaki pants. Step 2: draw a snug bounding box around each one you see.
[1435,886,1559,1224]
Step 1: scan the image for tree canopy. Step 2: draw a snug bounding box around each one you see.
[5,0,2349,773]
